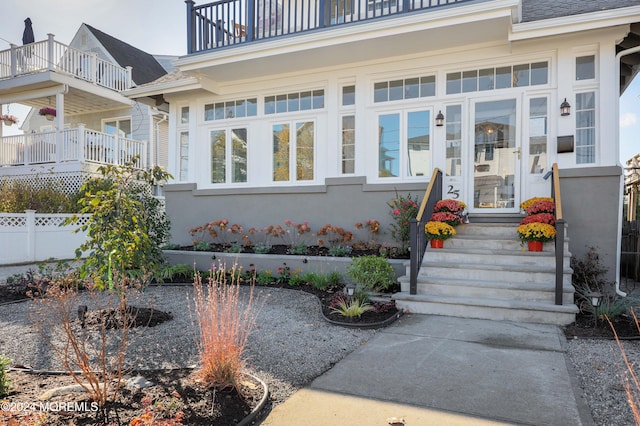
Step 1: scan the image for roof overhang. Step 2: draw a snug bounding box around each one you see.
[0,71,132,114]
[172,0,519,86]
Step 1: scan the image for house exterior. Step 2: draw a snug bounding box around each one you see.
[0,23,174,194]
[127,0,640,287]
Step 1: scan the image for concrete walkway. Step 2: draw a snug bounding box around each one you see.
[263,314,593,425]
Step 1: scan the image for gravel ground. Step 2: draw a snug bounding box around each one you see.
[1,284,639,425]
[565,337,640,426]
[0,285,377,411]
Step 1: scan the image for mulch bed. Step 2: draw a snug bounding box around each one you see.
[175,243,409,259]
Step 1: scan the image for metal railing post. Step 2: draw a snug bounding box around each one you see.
[186,0,196,53]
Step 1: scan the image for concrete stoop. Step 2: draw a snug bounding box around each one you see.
[395,222,578,326]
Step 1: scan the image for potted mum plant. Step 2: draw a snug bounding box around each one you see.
[516,222,556,252]
[424,221,456,249]
[38,107,56,121]
[1,114,18,126]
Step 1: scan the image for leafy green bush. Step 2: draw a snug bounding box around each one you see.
[157,264,194,283]
[0,355,11,397]
[65,160,172,285]
[0,179,82,213]
[302,271,342,290]
[347,255,396,292]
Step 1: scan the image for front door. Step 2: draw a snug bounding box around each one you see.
[470,98,520,213]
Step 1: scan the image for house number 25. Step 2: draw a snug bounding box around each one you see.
[447,185,460,199]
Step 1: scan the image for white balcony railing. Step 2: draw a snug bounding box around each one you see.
[0,126,147,169]
[0,34,133,92]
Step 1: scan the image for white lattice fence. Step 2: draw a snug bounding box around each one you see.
[0,211,89,264]
[0,172,97,195]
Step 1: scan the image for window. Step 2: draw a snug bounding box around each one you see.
[180,106,189,124]
[103,118,131,138]
[575,92,596,164]
[576,55,595,81]
[341,115,355,174]
[378,110,431,178]
[528,97,548,174]
[446,62,548,94]
[273,121,315,181]
[265,90,324,114]
[342,85,355,106]
[205,98,257,121]
[210,128,248,184]
[374,76,435,103]
[446,105,462,176]
[179,131,189,181]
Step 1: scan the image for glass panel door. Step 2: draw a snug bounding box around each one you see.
[472,98,519,211]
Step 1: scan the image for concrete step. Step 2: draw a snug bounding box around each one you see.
[423,248,571,269]
[393,293,578,325]
[398,276,574,304]
[418,260,572,283]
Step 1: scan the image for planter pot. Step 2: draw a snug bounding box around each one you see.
[45,114,55,121]
[3,119,13,126]
[430,239,444,249]
[528,241,543,252]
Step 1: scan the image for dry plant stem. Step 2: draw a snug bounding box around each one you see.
[606,312,640,425]
[30,276,131,412]
[192,264,258,392]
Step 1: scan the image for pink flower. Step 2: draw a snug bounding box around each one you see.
[393,209,400,215]
[284,219,292,226]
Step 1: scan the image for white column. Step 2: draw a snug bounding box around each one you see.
[55,92,65,162]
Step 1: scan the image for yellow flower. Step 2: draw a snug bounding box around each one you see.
[517,222,556,242]
[425,221,456,240]
[520,197,554,211]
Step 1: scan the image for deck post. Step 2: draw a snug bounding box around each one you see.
[9,44,17,77]
[47,34,55,71]
[186,0,196,53]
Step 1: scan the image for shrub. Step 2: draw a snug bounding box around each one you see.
[0,179,82,213]
[328,246,352,257]
[346,255,395,292]
[302,271,342,290]
[65,159,172,284]
[0,355,11,397]
[330,297,374,318]
[387,192,419,253]
[157,264,194,283]
[191,264,258,390]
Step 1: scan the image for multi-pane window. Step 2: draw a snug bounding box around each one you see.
[576,55,595,80]
[528,97,548,174]
[374,76,435,103]
[446,62,548,94]
[341,115,355,174]
[204,99,257,121]
[378,110,431,178]
[265,90,324,114]
[179,131,189,181]
[576,92,596,164]
[272,121,315,181]
[103,118,131,138]
[445,105,462,176]
[210,128,248,184]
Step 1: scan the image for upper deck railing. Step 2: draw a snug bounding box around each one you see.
[0,125,146,169]
[186,0,475,53]
[0,34,133,92]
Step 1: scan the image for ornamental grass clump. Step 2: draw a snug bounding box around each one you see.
[516,222,556,243]
[425,221,456,240]
[191,264,258,391]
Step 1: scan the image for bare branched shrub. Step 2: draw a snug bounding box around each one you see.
[30,272,136,417]
[191,264,258,391]
[607,309,640,425]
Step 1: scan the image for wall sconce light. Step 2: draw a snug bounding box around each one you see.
[560,98,571,116]
[435,110,444,126]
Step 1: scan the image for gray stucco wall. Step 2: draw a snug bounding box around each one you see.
[164,177,427,247]
[559,166,623,283]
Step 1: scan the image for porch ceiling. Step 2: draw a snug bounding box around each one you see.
[618,22,640,94]
[0,71,132,115]
[175,9,513,85]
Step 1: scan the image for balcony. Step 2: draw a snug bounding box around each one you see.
[0,125,147,171]
[0,35,132,91]
[186,0,476,53]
